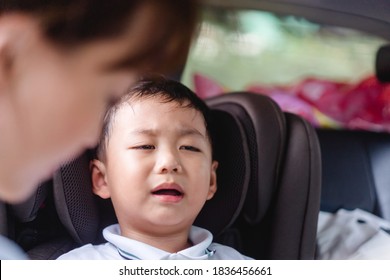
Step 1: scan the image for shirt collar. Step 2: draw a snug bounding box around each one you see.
[103,224,215,260]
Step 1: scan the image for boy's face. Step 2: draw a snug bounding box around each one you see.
[91,96,218,237]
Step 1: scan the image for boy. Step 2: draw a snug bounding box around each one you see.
[58,76,252,260]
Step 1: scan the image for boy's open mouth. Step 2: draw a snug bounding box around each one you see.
[151,189,183,196]
[151,183,184,202]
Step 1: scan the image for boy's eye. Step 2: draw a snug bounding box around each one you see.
[133,145,155,150]
[180,145,201,152]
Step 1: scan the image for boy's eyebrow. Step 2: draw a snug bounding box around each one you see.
[129,127,206,138]
[178,127,206,139]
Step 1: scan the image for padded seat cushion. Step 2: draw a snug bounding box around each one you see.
[207,92,286,224]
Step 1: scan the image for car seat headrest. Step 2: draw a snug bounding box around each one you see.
[207,92,286,225]
[194,109,250,233]
[53,152,100,244]
[53,107,251,244]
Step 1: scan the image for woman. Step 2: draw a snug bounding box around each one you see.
[0,0,198,203]
[0,0,198,259]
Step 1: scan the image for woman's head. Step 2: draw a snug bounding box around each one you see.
[0,1,199,203]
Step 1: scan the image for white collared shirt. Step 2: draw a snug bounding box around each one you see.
[58,225,252,260]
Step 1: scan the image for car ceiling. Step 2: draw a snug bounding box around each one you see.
[201,0,390,40]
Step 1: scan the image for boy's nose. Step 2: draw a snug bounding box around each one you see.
[155,150,182,174]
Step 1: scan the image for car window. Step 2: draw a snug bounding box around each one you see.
[182,8,390,132]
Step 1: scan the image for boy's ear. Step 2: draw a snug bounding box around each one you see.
[90,159,111,199]
[206,160,218,200]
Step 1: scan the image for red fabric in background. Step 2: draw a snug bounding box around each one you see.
[194,73,390,132]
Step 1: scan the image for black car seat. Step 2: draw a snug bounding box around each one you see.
[317,128,390,221]
[206,92,322,259]
[49,98,252,254]
[10,91,321,259]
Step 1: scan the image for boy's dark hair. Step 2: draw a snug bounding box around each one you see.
[96,75,215,160]
[0,0,198,73]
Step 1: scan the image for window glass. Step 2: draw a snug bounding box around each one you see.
[182,8,390,131]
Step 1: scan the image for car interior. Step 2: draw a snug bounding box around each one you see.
[2,0,390,260]
[3,90,390,260]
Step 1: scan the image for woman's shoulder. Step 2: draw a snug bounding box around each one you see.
[0,235,28,260]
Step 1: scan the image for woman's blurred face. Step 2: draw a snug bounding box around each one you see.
[0,4,159,203]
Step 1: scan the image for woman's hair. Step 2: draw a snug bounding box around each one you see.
[0,0,198,73]
[96,75,215,160]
